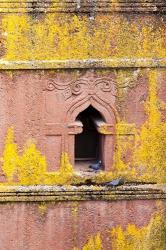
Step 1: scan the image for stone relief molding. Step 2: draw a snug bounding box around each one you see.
[1,59,166,69]
[45,77,116,100]
[0,185,165,202]
[0,185,166,201]
[1,0,166,13]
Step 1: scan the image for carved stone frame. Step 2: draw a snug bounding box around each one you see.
[45,75,117,171]
[66,95,116,171]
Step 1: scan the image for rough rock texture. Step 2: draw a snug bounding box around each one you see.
[0,186,163,250]
[0,1,165,249]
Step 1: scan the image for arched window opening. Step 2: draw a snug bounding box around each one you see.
[75,105,105,171]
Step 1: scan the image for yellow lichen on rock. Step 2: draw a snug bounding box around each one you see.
[2,15,31,60]
[2,127,20,183]
[110,69,166,183]
[44,152,75,185]
[111,223,146,250]
[111,212,166,250]
[112,122,136,180]
[1,128,78,185]
[134,70,166,183]
[71,201,79,217]
[73,212,166,250]
[59,152,74,175]
[18,141,47,185]
[1,14,166,61]
[1,69,166,188]
[38,202,47,215]
[82,233,102,250]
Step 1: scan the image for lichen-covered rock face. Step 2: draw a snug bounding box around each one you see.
[0,198,165,250]
[0,1,165,186]
[0,2,165,250]
[0,4,166,61]
[0,68,165,185]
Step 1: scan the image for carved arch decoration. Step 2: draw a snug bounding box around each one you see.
[62,77,117,170]
[65,94,116,170]
[46,76,118,123]
[45,76,118,170]
[66,95,116,124]
[46,77,114,94]
[44,75,137,171]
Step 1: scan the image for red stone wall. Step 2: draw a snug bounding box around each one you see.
[0,199,159,250]
[1,69,165,172]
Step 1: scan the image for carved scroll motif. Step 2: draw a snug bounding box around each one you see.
[45,77,115,100]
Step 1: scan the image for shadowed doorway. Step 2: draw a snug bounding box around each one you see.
[75,105,104,171]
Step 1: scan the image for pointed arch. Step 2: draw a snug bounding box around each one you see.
[66,95,117,124]
[66,95,116,171]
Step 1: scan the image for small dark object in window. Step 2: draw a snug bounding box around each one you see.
[89,160,102,171]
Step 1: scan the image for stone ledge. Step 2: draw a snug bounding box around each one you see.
[0,184,165,202]
[0,0,166,13]
[0,58,166,70]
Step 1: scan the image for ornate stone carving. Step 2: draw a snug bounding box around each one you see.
[45,77,115,100]
[45,81,56,91]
